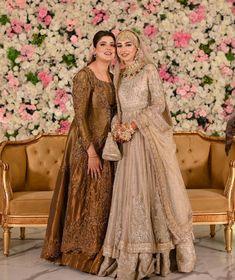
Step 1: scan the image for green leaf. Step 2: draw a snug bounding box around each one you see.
[31,33,47,46]
[225,50,235,62]
[199,43,213,55]
[201,75,213,86]
[131,27,141,35]
[177,0,188,7]
[26,72,39,85]
[0,15,10,25]
[62,54,76,67]
[160,14,166,20]
[211,131,220,137]
[7,47,20,63]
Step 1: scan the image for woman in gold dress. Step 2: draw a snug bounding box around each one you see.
[99,30,196,279]
[41,30,116,274]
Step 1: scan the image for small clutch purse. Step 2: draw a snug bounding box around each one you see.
[102,132,122,161]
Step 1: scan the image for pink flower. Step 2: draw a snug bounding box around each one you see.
[24,23,32,32]
[16,0,26,9]
[20,45,34,61]
[173,31,191,48]
[57,120,71,134]
[124,1,138,14]
[176,83,197,98]
[0,108,12,124]
[7,28,14,38]
[158,65,178,84]
[70,35,78,44]
[19,104,38,121]
[11,18,23,34]
[38,70,53,88]
[218,42,230,53]
[65,19,76,31]
[60,0,75,3]
[195,50,208,62]
[38,7,48,19]
[220,65,233,76]
[189,5,206,24]
[5,0,14,13]
[144,0,161,14]
[111,29,120,36]
[44,15,52,26]
[6,72,20,89]
[144,24,158,39]
[92,9,109,25]
[187,112,193,119]
[54,89,69,113]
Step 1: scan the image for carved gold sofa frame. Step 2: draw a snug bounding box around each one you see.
[0,131,234,256]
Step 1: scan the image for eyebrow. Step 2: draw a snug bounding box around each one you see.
[99,40,114,44]
[117,41,132,44]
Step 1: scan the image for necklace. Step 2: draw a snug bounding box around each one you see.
[121,59,146,78]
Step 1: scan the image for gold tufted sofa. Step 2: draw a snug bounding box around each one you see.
[0,134,66,256]
[174,132,235,252]
[0,132,234,256]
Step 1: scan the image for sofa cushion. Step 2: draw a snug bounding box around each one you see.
[9,191,53,215]
[187,189,228,213]
[174,134,211,189]
[25,135,66,191]
[1,145,26,192]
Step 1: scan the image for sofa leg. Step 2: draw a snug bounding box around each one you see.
[20,227,25,240]
[3,227,11,257]
[224,225,233,253]
[210,225,216,238]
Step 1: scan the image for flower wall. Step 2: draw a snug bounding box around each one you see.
[0,0,234,141]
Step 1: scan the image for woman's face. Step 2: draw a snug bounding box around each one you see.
[116,39,137,64]
[94,36,116,62]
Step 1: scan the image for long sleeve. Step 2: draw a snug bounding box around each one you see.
[134,63,166,129]
[72,70,92,150]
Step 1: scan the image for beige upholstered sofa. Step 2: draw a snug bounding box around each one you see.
[0,132,234,256]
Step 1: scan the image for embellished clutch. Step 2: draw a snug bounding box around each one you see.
[102,132,122,161]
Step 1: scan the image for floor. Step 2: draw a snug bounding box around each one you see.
[0,225,234,280]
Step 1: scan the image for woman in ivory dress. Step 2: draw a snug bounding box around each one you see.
[41,31,116,274]
[98,30,196,279]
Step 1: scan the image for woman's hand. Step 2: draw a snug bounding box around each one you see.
[87,155,102,180]
[87,143,102,180]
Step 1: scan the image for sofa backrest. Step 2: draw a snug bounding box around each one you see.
[25,135,67,191]
[210,141,235,189]
[0,134,67,192]
[1,144,27,192]
[174,133,211,189]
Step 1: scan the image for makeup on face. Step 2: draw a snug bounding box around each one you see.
[116,40,137,64]
[95,36,116,61]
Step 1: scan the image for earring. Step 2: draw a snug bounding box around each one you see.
[93,53,96,59]
[134,48,140,62]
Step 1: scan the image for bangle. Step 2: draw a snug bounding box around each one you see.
[88,155,98,158]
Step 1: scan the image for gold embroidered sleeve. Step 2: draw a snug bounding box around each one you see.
[146,63,165,114]
[134,64,166,129]
[72,70,92,150]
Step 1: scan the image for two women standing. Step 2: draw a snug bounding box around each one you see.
[42,29,196,279]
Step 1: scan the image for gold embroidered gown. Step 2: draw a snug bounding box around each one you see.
[99,63,196,279]
[41,67,116,274]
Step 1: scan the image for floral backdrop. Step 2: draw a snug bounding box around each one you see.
[0,0,234,141]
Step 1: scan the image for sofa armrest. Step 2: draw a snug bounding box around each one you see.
[0,160,13,215]
[224,160,235,212]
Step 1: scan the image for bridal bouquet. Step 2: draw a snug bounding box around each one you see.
[112,123,136,142]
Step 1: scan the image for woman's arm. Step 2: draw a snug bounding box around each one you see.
[72,70,92,150]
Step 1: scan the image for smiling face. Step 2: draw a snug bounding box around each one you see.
[116,39,138,65]
[94,36,116,62]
